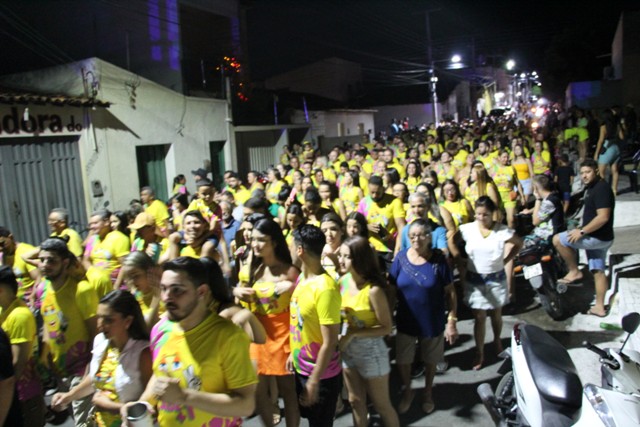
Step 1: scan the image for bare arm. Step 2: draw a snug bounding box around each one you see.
[342,286,391,347]
[444,282,458,344]
[594,125,606,160]
[10,342,30,379]
[503,234,523,265]
[0,377,15,425]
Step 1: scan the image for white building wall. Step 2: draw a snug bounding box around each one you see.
[0,58,228,214]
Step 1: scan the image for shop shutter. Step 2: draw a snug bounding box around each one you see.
[0,137,87,246]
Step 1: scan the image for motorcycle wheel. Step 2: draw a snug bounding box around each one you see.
[539,289,569,321]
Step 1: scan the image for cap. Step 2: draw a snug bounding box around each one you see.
[129,213,156,230]
[191,168,209,178]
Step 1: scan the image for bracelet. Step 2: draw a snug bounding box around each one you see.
[447,315,458,322]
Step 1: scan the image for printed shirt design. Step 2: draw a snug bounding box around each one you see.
[289,273,341,378]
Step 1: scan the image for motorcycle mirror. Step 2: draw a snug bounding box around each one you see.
[622,312,640,334]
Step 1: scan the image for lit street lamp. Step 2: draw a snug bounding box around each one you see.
[506,59,516,71]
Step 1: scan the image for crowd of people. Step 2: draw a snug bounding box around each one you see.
[0,104,633,426]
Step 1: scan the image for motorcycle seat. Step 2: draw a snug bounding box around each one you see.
[521,324,583,408]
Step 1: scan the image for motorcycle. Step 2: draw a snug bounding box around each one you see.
[514,241,570,320]
[477,312,640,427]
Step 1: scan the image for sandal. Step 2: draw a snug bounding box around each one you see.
[398,387,415,414]
[421,400,435,414]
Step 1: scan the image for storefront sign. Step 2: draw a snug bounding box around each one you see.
[0,107,84,137]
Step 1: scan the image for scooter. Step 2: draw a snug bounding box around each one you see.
[514,241,570,321]
[477,312,640,427]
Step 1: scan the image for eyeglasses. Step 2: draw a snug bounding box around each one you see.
[409,233,431,240]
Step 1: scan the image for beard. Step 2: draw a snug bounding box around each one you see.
[165,296,199,322]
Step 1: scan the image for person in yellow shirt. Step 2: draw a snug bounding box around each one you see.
[226,172,252,206]
[48,208,83,258]
[531,140,551,175]
[357,176,406,255]
[141,187,170,238]
[121,256,258,426]
[382,148,406,179]
[0,266,44,425]
[39,238,98,427]
[0,227,38,301]
[288,225,342,426]
[83,210,131,285]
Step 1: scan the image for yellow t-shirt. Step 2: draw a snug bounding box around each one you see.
[340,279,379,329]
[145,199,170,229]
[90,270,114,300]
[0,297,40,400]
[493,165,516,195]
[357,194,406,252]
[229,186,251,206]
[94,345,120,427]
[404,176,421,194]
[42,277,98,377]
[134,289,165,319]
[89,231,130,276]
[154,312,257,427]
[339,186,362,215]
[13,242,37,299]
[266,180,285,204]
[52,228,83,258]
[180,245,202,259]
[442,199,472,228]
[452,149,469,169]
[252,280,291,316]
[290,273,341,378]
[532,151,551,175]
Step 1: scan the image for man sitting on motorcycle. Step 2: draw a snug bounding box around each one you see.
[520,174,565,247]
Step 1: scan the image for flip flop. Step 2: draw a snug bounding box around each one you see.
[587,308,608,318]
[557,277,583,285]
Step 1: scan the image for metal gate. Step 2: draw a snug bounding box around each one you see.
[0,136,87,246]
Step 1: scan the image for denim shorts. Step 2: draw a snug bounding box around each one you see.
[598,141,621,166]
[558,231,613,272]
[341,336,391,379]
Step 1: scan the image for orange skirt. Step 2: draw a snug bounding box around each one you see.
[252,311,291,376]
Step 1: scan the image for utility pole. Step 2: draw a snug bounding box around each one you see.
[425,9,440,125]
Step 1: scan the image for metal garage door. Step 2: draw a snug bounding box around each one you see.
[0,136,87,246]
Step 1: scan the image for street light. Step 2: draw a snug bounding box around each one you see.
[506,59,516,71]
[428,56,461,123]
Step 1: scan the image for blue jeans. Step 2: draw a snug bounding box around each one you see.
[558,231,613,272]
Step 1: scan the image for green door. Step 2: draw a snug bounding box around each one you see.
[136,144,169,202]
[209,140,226,190]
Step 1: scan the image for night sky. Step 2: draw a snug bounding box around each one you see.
[245,0,638,103]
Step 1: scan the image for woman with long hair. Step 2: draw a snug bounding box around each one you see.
[457,152,477,188]
[320,213,345,280]
[345,212,369,240]
[51,290,152,427]
[462,162,501,209]
[404,160,422,194]
[491,150,526,229]
[120,251,163,330]
[171,174,188,197]
[339,170,364,215]
[84,209,131,285]
[511,144,534,197]
[266,167,286,205]
[234,218,300,427]
[594,108,624,195]
[439,179,474,230]
[383,168,401,194]
[451,197,522,370]
[318,181,347,221]
[338,236,399,427]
